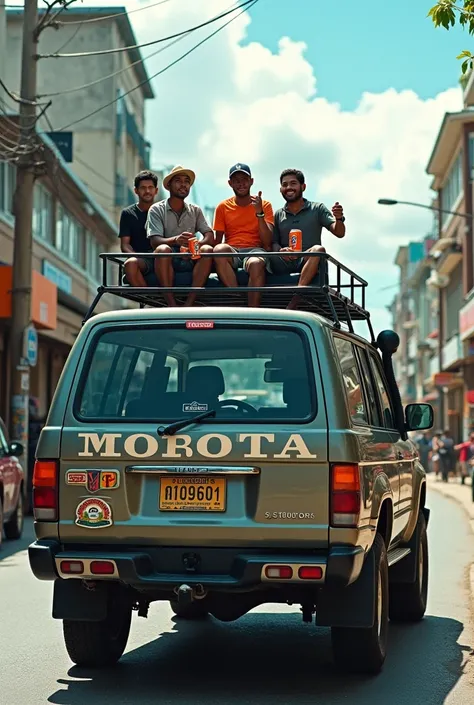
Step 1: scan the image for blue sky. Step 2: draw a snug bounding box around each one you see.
[245,0,467,108]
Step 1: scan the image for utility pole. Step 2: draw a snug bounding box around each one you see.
[9,0,39,490]
[0,1,6,90]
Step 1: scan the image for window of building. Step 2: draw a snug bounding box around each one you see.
[32,183,53,243]
[0,161,15,215]
[444,262,463,341]
[334,336,368,425]
[440,151,463,226]
[86,231,101,281]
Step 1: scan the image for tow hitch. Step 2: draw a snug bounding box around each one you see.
[174,583,207,608]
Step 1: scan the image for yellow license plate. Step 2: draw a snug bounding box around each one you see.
[159,476,226,512]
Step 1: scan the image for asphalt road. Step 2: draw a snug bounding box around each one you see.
[1,490,473,705]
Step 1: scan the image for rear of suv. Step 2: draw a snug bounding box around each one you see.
[28,304,432,675]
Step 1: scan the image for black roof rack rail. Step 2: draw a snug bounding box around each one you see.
[83,251,375,343]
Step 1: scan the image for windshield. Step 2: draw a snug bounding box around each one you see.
[75,325,316,422]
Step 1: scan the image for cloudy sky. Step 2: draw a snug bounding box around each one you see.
[9,0,470,333]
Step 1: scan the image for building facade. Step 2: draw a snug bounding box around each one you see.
[0,120,124,426]
[392,77,474,441]
[5,6,154,221]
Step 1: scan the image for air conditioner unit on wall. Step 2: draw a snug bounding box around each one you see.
[427,270,450,289]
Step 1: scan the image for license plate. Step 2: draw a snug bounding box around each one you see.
[159,476,226,512]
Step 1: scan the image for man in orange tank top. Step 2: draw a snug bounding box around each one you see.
[213,164,274,307]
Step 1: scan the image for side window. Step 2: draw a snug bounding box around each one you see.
[356,347,382,428]
[368,354,395,429]
[0,423,9,457]
[334,337,369,425]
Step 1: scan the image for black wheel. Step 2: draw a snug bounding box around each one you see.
[389,513,428,622]
[170,600,209,620]
[4,488,24,540]
[331,534,389,675]
[63,588,132,667]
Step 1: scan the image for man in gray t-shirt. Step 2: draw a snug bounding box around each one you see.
[270,169,346,309]
[146,165,214,306]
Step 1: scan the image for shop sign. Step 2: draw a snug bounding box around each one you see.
[42,260,72,295]
[460,296,474,341]
[433,372,460,387]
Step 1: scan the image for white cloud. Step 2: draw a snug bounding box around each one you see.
[46,0,467,334]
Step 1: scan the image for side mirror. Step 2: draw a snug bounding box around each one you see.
[9,441,24,457]
[405,403,433,432]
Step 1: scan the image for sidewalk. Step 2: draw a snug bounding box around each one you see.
[427,473,474,601]
[427,474,474,532]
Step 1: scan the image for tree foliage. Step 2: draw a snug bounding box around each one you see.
[429,1,474,72]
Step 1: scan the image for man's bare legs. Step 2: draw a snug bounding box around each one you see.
[124,257,148,287]
[185,244,214,306]
[287,245,326,310]
[154,244,177,306]
[214,244,266,307]
[245,257,266,307]
[213,243,239,287]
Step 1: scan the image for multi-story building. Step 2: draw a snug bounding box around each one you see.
[392,237,440,426]
[392,75,474,440]
[5,6,154,221]
[0,118,123,425]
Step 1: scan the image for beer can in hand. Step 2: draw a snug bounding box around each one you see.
[289,229,302,251]
[188,237,201,259]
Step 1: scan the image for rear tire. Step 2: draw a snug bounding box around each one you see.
[389,513,428,622]
[331,534,389,675]
[4,489,24,540]
[63,589,132,667]
[170,600,209,620]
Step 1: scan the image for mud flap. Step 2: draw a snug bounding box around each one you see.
[316,543,375,628]
[389,510,427,585]
[52,579,108,621]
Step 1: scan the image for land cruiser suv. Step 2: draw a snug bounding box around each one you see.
[28,252,432,675]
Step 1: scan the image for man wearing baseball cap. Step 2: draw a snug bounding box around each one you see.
[147,165,214,306]
[213,163,274,307]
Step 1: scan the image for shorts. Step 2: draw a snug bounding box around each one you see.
[171,246,196,273]
[268,255,304,275]
[228,247,267,270]
[122,256,154,285]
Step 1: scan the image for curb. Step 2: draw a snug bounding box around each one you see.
[427,475,474,602]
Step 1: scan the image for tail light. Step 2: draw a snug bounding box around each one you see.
[90,561,115,575]
[331,463,360,527]
[33,460,58,521]
[264,565,293,579]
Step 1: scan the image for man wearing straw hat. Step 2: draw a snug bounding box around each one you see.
[147,165,214,306]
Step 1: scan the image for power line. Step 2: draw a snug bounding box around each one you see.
[39,0,255,58]
[54,0,259,132]
[37,0,241,99]
[54,0,172,25]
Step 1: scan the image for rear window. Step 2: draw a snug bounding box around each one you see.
[75,325,316,423]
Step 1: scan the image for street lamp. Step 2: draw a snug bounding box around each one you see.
[377,198,473,220]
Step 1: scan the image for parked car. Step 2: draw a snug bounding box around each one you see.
[0,416,25,547]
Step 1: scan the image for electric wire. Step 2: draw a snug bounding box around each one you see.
[37,0,242,98]
[53,0,259,132]
[39,0,255,58]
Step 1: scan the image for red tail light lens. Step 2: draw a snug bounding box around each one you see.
[331,463,360,527]
[90,561,115,575]
[33,460,58,521]
[298,566,323,580]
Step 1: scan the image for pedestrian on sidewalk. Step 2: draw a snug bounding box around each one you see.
[454,431,474,486]
[430,431,442,479]
[438,429,456,483]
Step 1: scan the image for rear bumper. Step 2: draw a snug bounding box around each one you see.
[28,540,365,590]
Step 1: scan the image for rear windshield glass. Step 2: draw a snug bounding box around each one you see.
[75,325,316,423]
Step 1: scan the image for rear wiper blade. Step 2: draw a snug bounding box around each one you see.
[157,409,216,437]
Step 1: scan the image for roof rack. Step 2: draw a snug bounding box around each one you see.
[84,251,375,343]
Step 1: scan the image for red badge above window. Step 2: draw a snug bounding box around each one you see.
[186,321,215,329]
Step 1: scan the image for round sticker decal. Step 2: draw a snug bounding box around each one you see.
[75,497,113,529]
